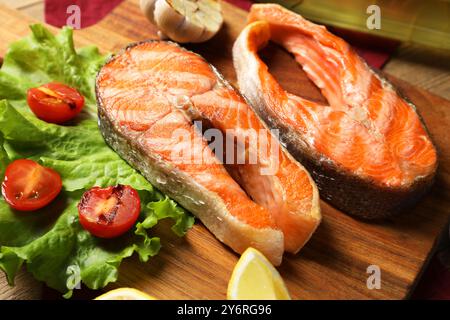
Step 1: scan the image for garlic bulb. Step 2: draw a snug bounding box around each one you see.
[140,0,223,43]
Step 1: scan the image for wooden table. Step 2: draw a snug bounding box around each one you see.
[1,0,450,300]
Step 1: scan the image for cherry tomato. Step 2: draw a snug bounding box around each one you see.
[1,159,62,211]
[27,82,85,124]
[77,185,141,238]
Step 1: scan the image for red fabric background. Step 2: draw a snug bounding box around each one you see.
[43,0,449,299]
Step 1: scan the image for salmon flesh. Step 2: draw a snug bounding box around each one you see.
[96,41,321,265]
[233,4,438,219]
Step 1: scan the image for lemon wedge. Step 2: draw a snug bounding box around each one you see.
[95,288,156,300]
[227,247,291,300]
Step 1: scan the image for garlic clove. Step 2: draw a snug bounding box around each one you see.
[141,0,223,43]
[140,0,157,25]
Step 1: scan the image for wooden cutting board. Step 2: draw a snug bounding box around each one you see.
[1,0,450,300]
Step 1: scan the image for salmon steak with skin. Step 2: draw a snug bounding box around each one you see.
[233,4,438,219]
[95,41,321,265]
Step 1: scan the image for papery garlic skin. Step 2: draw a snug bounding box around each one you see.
[140,0,223,43]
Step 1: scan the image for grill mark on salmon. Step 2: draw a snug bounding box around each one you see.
[96,41,321,264]
[233,4,437,218]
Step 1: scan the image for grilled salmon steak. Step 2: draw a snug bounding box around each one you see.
[96,41,321,265]
[233,4,437,219]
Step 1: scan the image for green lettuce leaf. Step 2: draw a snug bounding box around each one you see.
[0,134,7,178]
[0,24,104,110]
[0,24,194,297]
[0,100,154,192]
[0,191,164,299]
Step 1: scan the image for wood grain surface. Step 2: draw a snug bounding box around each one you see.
[384,44,450,101]
[1,0,450,300]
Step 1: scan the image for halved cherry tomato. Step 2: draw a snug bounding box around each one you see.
[77,185,141,238]
[1,159,62,211]
[27,82,85,124]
